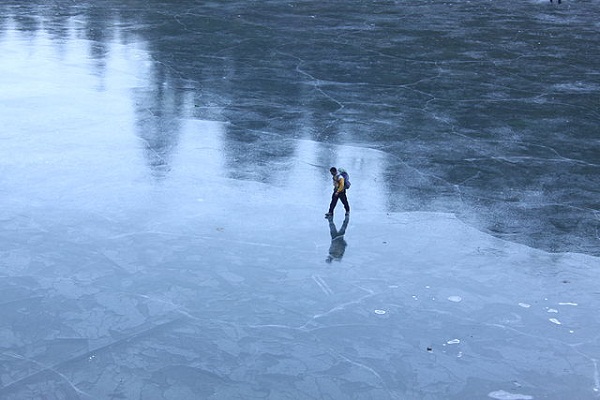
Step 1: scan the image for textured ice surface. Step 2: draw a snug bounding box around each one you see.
[1,1,599,399]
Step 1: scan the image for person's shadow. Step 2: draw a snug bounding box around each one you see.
[326,215,350,263]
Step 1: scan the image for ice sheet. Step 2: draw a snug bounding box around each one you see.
[1,1,599,399]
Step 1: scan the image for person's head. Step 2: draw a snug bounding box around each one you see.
[329,167,337,176]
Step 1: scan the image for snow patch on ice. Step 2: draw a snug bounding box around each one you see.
[488,390,533,400]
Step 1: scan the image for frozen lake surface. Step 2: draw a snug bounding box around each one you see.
[1,1,599,399]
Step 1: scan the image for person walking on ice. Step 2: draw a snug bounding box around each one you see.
[325,167,350,218]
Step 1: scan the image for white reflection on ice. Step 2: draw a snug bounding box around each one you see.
[488,390,533,400]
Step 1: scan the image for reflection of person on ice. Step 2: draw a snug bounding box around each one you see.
[324,167,350,218]
[326,214,350,263]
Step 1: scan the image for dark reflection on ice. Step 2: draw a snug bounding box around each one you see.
[1,1,600,399]
[132,63,186,180]
[326,215,350,263]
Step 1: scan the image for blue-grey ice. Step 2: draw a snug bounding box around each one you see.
[1,1,599,399]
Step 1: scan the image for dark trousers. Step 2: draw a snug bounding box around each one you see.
[328,191,350,214]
